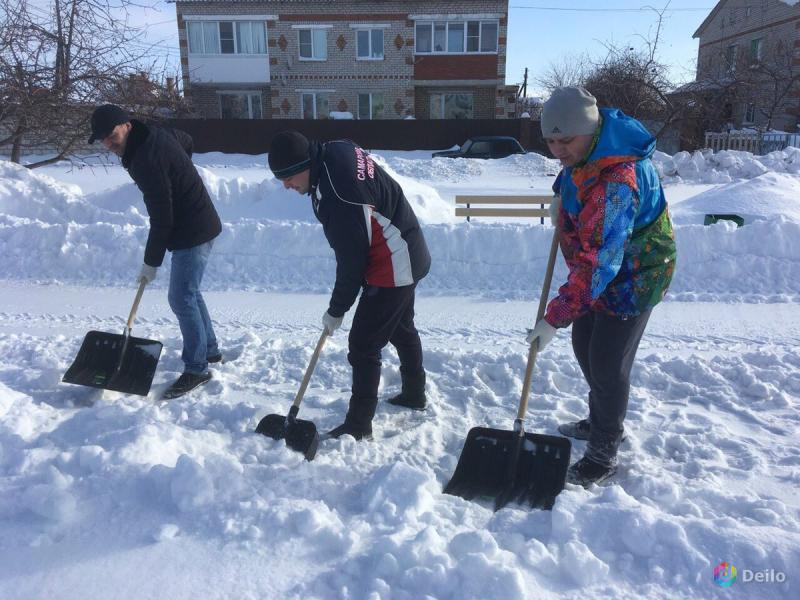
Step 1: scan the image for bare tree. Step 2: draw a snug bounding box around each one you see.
[534,4,683,140]
[0,0,181,168]
[739,37,800,132]
[535,52,592,93]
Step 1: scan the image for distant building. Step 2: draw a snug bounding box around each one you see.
[172,0,513,119]
[690,0,800,131]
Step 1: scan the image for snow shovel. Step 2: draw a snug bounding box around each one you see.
[444,229,571,511]
[62,279,163,397]
[255,329,327,461]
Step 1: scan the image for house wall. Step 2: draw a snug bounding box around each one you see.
[175,0,509,119]
[695,0,800,130]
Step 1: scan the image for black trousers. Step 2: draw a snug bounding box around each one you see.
[345,284,423,430]
[571,309,652,466]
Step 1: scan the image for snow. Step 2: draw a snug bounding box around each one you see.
[0,146,798,599]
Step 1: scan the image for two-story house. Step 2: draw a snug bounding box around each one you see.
[173,0,511,120]
[692,0,800,131]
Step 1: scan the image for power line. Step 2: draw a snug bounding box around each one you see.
[511,5,715,12]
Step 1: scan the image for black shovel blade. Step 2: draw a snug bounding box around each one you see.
[444,426,571,511]
[256,413,319,461]
[62,330,162,397]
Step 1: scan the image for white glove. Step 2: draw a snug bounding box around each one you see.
[549,194,561,223]
[138,264,158,284]
[322,310,343,335]
[525,318,557,350]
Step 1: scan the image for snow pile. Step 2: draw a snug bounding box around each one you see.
[653,147,800,184]
[2,158,800,300]
[671,172,800,225]
[1,149,799,599]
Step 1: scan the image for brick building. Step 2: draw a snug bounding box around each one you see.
[691,0,800,130]
[172,0,512,119]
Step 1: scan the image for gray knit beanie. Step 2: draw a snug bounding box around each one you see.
[541,87,600,137]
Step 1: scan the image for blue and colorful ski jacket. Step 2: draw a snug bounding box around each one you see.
[545,108,676,328]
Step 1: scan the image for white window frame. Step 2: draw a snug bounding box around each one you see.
[750,38,763,62]
[355,28,384,60]
[726,44,738,71]
[299,91,331,119]
[358,92,384,119]
[294,25,330,61]
[186,20,267,56]
[218,91,263,119]
[744,102,756,124]
[430,92,474,119]
[414,20,498,55]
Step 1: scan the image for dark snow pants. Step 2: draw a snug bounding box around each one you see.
[571,309,652,467]
[344,284,424,431]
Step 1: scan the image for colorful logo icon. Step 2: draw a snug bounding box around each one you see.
[715,562,737,587]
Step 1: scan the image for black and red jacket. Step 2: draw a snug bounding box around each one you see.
[308,140,431,318]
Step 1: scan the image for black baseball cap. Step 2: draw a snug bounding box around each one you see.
[88,104,131,143]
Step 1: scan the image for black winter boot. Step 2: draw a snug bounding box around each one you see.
[387,369,427,410]
[327,395,377,440]
[566,456,617,487]
[162,371,212,400]
[326,421,373,441]
[557,418,627,442]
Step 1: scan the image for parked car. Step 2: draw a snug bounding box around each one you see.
[432,136,526,159]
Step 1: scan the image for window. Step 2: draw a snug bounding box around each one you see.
[356,29,384,59]
[358,92,384,119]
[301,92,329,119]
[415,20,498,54]
[744,103,756,124]
[299,29,327,60]
[726,44,738,71]
[219,92,262,119]
[187,21,266,55]
[750,38,763,61]
[430,93,473,119]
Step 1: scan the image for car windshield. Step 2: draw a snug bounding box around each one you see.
[460,140,472,153]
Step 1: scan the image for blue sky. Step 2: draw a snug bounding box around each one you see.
[506,2,717,95]
[76,1,718,96]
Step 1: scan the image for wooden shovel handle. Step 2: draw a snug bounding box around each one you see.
[126,279,148,332]
[292,329,329,409]
[516,227,560,421]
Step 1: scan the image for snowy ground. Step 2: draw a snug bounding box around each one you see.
[0,148,798,599]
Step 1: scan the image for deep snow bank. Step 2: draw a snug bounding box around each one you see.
[1,158,799,299]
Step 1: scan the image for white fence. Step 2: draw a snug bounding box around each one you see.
[704,132,761,153]
[705,131,800,154]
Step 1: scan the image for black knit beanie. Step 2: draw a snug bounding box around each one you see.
[268,130,311,179]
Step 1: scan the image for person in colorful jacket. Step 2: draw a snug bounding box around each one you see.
[526,87,676,486]
[268,131,431,440]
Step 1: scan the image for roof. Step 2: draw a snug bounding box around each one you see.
[693,0,727,39]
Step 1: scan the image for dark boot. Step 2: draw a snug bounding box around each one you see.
[327,395,377,440]
[566,456,617,487]
[387,369,427,410]
[558,419,627,442]
[162,371,212,400]
[326,421,373,441]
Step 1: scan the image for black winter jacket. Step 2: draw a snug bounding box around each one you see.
[308,140,431,317]
[122,120,221,267]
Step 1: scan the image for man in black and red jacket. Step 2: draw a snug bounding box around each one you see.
[268,131,431,440]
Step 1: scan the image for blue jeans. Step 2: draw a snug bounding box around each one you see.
[168,241,219,375]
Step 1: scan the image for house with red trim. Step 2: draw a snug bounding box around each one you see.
[172,0,513,120]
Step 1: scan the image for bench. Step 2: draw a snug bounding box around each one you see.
[455,195,553,224]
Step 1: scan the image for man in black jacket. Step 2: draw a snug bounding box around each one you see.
[88,104,223,399]
[268,131,431,440]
